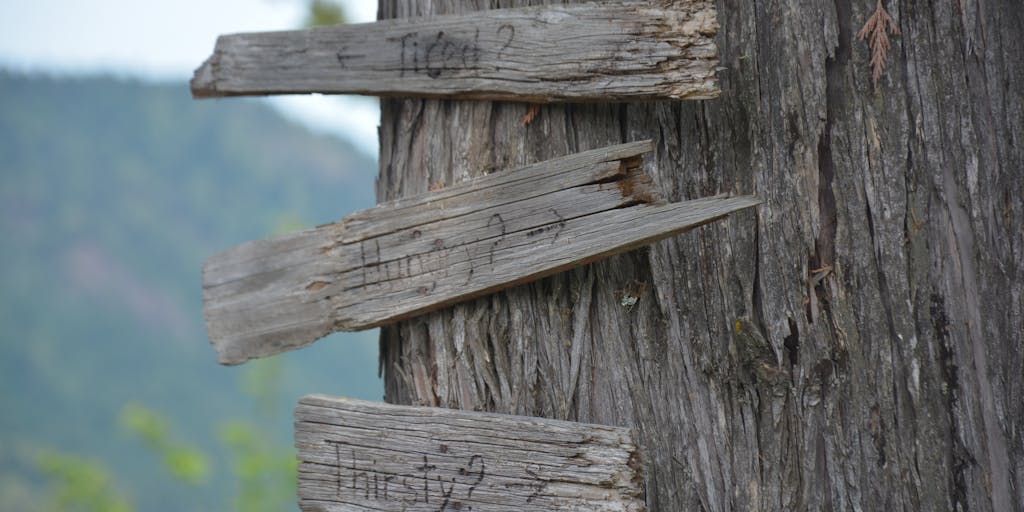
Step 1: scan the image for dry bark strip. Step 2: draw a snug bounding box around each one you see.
[202,141,758,365]
[191,1,719,102]
[295,394,646,512]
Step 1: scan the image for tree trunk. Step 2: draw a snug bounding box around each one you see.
[375,1,1023,510]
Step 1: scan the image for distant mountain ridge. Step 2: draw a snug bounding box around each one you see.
[0,71,382,511]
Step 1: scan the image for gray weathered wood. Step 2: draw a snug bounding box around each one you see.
[191,1,718,102]
[295,394,645,512]
[202,140,759,364]
[376,0,1024,510]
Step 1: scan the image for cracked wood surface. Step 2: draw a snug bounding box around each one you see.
[295,395,645,511]
[202,141,758,365]
[376,1,1024,511]
[191,1,718,102]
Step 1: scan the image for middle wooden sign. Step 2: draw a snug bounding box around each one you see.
[203,141,759,365]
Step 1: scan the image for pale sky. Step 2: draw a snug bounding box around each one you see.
[0,0,381,155]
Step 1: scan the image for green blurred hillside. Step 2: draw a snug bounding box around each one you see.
[0,71,382,510]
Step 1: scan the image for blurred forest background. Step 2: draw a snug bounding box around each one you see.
[0,63,381,510]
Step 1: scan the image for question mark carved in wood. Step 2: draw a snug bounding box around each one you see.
[496,24,515,66]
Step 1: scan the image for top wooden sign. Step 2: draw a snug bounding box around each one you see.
[191,1,719,102]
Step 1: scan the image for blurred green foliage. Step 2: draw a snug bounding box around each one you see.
[34,400,295,512]
[243,358,286,415]
[116,360,297,511]
[304,0,347,27]
[223,359,298,511]
[119,404,211,485]
[36,452,134,512]
[220,421,297,512]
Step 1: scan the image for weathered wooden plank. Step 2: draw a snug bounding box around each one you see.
[295,394,646,512]
[338,140,655,242]
[203,141,759,365]
[191,1,719,102]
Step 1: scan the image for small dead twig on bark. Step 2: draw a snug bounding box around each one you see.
[858,0,901,85]
[521,104,542,126]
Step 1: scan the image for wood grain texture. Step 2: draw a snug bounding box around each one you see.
[203,140,758,365]
[376,1,1024,511]
[191,1,718,102]
[295,395,645,511]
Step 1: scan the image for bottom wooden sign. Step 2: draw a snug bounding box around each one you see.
[295,395,646,511]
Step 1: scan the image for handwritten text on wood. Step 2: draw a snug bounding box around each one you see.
[191,1,719,102]
[295,395,646,511]
[202,141,760,365]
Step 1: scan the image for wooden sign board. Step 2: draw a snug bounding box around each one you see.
[295,395,646,511]
[191,1,719,102]
[202,141,758,365]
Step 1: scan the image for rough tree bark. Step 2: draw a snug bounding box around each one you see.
[376,1,1023,510]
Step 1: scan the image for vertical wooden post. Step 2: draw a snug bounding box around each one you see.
[376,1,1024,511]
